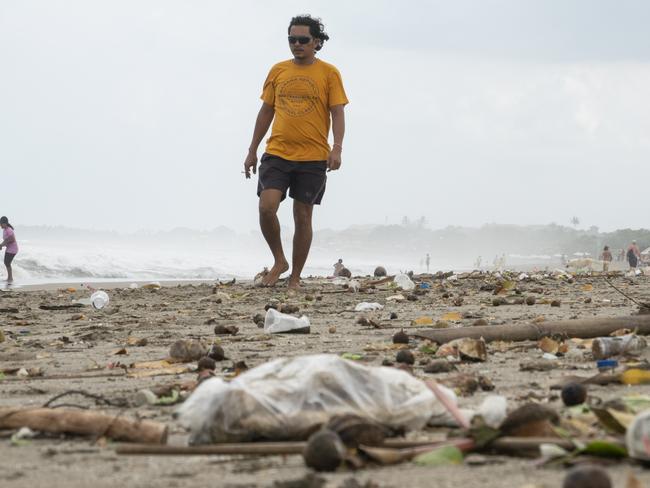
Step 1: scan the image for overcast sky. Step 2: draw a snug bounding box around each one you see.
[1,0,649,233]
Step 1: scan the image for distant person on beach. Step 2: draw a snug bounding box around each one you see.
[425,253,430,273]
[333,258,344,277]
[0,216,18,284]
[243,14,348,289]
[627,240,641,269]
[600,245,613,272]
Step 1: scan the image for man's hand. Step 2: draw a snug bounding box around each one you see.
[327,146,342,172]
[244,150,258,179]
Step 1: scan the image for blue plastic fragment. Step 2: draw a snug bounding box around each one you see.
[597,359,618,370]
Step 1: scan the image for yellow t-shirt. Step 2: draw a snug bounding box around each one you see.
[261,59,348,162]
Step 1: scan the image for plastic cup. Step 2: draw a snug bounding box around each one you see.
[91,290,109,310]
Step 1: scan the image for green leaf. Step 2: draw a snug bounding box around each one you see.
[413,446,463,466]
[155,389,180,406]
[341,353,363,361]
[622,395,650,414]
[580,440,627,458]
[419,344,438,355]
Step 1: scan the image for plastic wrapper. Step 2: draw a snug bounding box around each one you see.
[264,308,310,334]
[354,302,383,312]
[177,354,451,444]
[394,273,415,290]
[627,410,650,460]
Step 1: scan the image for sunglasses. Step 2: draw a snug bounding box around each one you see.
[288,36,312,45]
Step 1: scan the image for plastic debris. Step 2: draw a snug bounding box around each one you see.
[477,395,508,428]
[354,302,383,312]
[591,335,647,360]
[394,273,415,291]
[177,354,455,444]
[264,308,310,334]
[90,290,109,310]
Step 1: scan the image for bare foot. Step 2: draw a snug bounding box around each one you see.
[287,277,301,290]
[262,261,289,287]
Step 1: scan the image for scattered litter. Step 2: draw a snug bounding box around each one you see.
[592,334,647,360]
[264,308,310,334]
[177,354,453,444]
[169,340,207,362]
[477,395,508,428]
[354,302,383,312]
[90,290,109,310]
[394,273,415,291]
[436,338,487,362]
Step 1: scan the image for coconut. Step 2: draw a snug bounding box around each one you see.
[392,329,409,344]
[206,344,225,361]
[213,324,239,335]
[303,430,346,472]
[396,350,415,365]
[561,382,587,406]
[197,356,216,371]
[373,266,387,277]
[562,465,612,488]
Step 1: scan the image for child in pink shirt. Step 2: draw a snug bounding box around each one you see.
[0,216,18,283]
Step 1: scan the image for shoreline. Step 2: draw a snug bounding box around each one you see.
[2,278,225,292]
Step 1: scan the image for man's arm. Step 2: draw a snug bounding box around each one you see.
[244,102,275,178]
[327,104,345,172]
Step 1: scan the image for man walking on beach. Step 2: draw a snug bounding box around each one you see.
[244,15,348,289]
[627,240,641,270]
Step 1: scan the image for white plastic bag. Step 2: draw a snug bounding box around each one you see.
[394,273,415,290]
[264,308,310,334]
[177,354,451,444]
[354,302,383,312]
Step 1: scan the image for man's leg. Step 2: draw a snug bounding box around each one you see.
[259,189,289,286]
[288,200,313,289]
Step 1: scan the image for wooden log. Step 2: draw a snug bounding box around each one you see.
[116,439,458,456]
[117,442,306,455]
[0,407,167,444]
[414,315,650,344]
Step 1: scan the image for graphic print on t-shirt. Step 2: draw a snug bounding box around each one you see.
[277,76,320,117]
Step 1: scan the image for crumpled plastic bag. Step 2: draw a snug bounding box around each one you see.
[177,354,452,444]
[264,308,310,334]
[394,273,415,290]
[354,302,383,312]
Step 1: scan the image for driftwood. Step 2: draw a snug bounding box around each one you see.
[0,407,167,444]
[39,303,85,310]
[414,315,650,344]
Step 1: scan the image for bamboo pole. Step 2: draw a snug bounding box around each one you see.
[414,315,650,344]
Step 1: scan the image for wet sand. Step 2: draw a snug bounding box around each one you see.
[1,272,650,487]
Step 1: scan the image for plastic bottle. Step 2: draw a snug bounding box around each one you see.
[264,308,310,334]
[591,334,647,360]
[90,290,110,310]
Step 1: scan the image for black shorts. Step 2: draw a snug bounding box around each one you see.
[257,153,327,205]
[4,252,15,266]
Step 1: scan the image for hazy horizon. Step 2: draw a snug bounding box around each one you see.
[1,1,649,234]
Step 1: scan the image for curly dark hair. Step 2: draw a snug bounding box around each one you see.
[288,14,329,51]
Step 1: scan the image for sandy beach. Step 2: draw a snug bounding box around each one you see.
[1,271,650,487]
